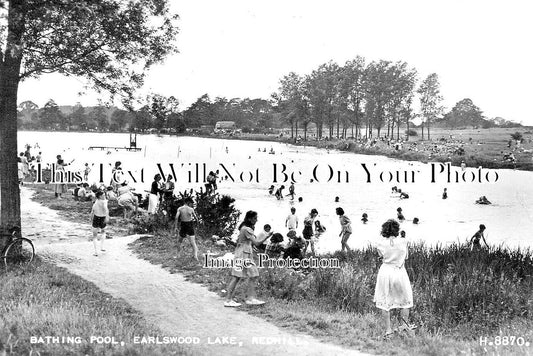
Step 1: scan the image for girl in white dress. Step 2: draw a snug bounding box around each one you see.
[374,219,416,338]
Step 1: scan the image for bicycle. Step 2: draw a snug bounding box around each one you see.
[1,227,35,271]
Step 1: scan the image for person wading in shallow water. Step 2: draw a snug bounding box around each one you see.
[224,211,271,307]
[470,224,489,250]
[336,207,352,253]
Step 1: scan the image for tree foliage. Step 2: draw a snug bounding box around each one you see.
[417,73,443,139]
[442,98,485,129]
[0,0,179,239]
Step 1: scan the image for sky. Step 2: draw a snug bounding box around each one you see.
[17,0,533,125]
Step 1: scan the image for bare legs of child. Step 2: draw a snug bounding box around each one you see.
[91,228,106,256]
[341,232,351,253]
[177,235,199,262]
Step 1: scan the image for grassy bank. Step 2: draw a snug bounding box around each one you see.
[0,259,190,356]
[185,127,533,171]
[27,184,131,237]
[130,229,533,356]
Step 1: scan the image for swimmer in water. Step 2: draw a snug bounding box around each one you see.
[361,213,368,224]
[397,207,405,221]
[475,196,491,205]
[268,185,275,195]
[298,197,303,202]
[391,186,398,193]
[288,183,295,200]
[400,230,406,238]
[275,185,285,200]
[334,196,340,203]
[442,188,448,200]
[413,217,419,224]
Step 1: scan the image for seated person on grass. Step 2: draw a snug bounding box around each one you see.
[284,230,305,260]
[265,233,285,259]
[117,181,139,218]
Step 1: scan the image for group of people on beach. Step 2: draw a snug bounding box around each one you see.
[17,144,42,184]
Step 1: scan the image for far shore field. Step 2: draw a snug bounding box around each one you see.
[183,127,533,172]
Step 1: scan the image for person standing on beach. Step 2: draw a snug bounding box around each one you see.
[163,175,175,202]
[83,163,92,182]
[336,207,352,253]
[285,207,298,232]
[374,219,416,338]
[224,211,271,307]
[148,174,163,214]
[19,153,30,177]
[174,197,199,262]
[110,161,123,192]
[90,191,109,256]
[54,155,70,199]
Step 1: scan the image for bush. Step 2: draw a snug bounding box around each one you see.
[510,131,523,141]
[132,190,241,239]
[405,129,418,136]
[195,193,241,237]
[130,211,171,234]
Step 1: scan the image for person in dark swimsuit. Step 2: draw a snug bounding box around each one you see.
[470,224,488,250]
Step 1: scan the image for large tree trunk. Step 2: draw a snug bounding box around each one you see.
[0,0,25,249]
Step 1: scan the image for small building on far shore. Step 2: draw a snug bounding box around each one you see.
[214,121,236,134]
[200,125,214,134]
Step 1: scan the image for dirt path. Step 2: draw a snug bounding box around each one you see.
[22,188,370,356]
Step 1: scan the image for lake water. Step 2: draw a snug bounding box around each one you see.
[19,131,533,253]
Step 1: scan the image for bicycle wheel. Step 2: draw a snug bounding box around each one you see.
[3,238,35,270]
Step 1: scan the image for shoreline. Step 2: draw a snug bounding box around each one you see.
[179,132,533,172]
[19,128,533,172]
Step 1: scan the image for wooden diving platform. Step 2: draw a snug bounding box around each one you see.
[88,146,142,151]
[88,133,141,151]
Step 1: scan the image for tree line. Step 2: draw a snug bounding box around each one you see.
[18,60,520,136]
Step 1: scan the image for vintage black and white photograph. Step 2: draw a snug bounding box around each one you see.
[1,1,532,355]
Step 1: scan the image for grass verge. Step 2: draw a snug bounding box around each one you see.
[0,258,190,356]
